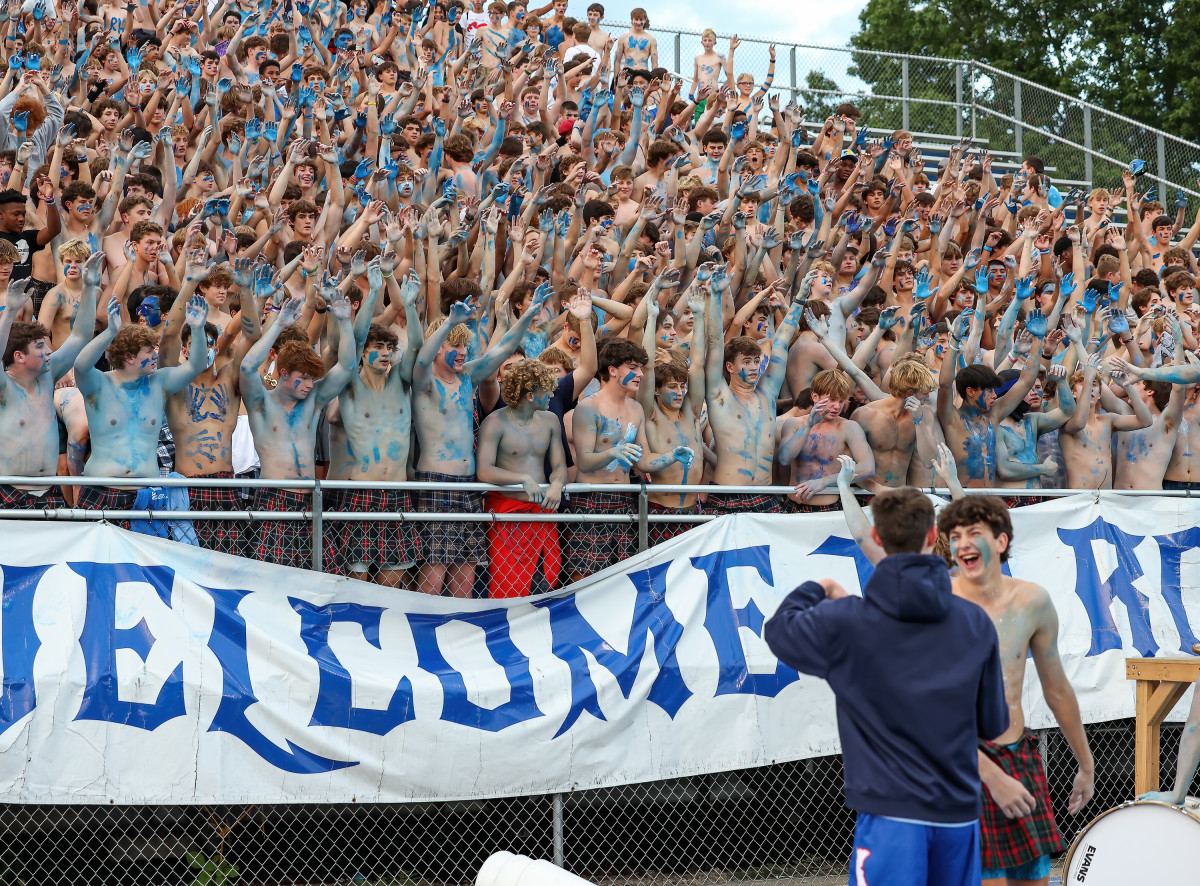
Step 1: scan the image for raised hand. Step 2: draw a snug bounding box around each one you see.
[329,290,352,321]
[185,293,209,327]
[1025,308,1048,339]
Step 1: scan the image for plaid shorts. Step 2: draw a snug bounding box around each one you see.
[1002,495,1044,509]
[648,501,701,547]
[415,471,487,565]
[188,471,243,556]
[705,490,783,516]
[562,490,637,577]
[77,484,140,530]
[249,488,314,571]
[978,730,1063,870]
[0,484,67,511]
[323,486,420,574]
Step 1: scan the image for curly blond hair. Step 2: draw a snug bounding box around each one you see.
[501,358,558,406]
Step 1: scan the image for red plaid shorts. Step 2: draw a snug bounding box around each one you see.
[249,488,314,571]
[77,484,139,530]
[322,486,420,575]
[978,729,1063,870]
[187,472,243,556]
[705,490,783,515]
[561,490,637,577]
[0,484,67,511]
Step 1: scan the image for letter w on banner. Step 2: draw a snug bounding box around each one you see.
[0,493,1196,804]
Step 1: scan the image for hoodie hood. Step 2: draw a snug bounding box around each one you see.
[863,552,952,622]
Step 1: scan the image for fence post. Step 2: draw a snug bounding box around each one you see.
[552,792,564,866]
[900,57,909,131]
[1157,132,1168,204]
[637,485,648,553]
[1013,80,1022,159]
[954,63,963,139]
[673,32,680,78]
[789,45,797,105]
[969,61,976,141]
[311,478,323,572]
[1083,105,1093,187]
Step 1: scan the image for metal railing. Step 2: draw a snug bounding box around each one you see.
[604,21,1200,201]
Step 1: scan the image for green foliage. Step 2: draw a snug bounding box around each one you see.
[187,851,239,886]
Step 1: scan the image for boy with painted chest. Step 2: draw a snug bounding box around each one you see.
[938,496,1094,886]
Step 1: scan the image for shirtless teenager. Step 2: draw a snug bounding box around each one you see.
[1058,354,1151,490]
[411,288,544,597]
[476,358,568,597]
[939,497,1094,886]
[937,313,1045,488]
[0,255,100,507]
[637,292,705,544]
[566,337,690,582]
[1116,358,1200,490]
[992,366,1073,501]
[851,358,937,491]
[776,368,873,511]
[324,269,423,588]
[705,265,804,515]
[615,8,656,70]
[37,239,94,350]
[159,248,262,556]
[240,296,357,570]
[73,293,210,521]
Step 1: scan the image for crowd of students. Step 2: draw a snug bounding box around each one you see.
[1,0,1199,599]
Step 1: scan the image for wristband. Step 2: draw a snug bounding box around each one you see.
[381,270,393,278]
[43,195,54,205]
[300,268,308,278]
[314,305,328,313]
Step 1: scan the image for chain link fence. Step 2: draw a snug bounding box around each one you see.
[1,480,1197,885]
[608,22,1200,200]
[0,720,1192,886]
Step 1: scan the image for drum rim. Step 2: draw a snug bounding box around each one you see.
[1061,798,1200,872]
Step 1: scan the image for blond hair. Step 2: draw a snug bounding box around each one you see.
[58,239,92,262]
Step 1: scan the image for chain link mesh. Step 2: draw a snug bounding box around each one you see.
[609,22,1200,199]
[0,721,1192,885]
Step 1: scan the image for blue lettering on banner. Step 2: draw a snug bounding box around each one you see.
[0,564,51,732]
[1058,518,1158,657]
[290,599,416,735]
[809,535,876,591]
[533,561,690,736]
[1150,529,1200,653]
[71,562,187,731]
[407,608,543,732]
[691,546,799,697]
[203,584,356,773]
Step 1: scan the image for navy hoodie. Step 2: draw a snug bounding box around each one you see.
[763,552,1008,824]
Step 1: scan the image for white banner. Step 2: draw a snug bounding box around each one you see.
[0,493,1197,804]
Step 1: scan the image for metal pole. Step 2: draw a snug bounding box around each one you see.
[1013,80,1022,159]
[552,793,564,866]
[970,61,976,140]
[1157,132,1168,204]
[790,45,797,105]
[954,63,963,138]
[1083,105,1093,187]
[637,486,648,552]
[673,32,680,77]
[311,478,323,572]
[900,57,909,131]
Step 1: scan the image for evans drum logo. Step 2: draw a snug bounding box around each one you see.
[1075,844,1097,881]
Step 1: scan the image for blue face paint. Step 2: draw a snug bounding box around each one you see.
[935,343,945,356]
[367,349,380,366]
[206,346,217,368]
[136,295,161,327]
[533,390,552,409]
[620,370,637,385]
[444,349,460,369]
[973,533,992,568]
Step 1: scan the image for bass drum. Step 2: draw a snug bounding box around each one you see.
[1061,798,1200,883]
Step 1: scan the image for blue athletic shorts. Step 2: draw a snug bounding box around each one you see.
[980,853,1051,881]
[849,813,981,886]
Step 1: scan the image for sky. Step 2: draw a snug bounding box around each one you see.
[602,0,869,48]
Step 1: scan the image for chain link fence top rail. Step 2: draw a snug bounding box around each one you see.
[602,22,1200,201]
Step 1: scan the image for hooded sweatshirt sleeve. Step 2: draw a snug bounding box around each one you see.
[764,581,840,679]
[976,624,1010,741]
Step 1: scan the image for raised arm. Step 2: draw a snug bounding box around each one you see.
[159,295,211,395]
[48,253,103,380]
[74,296,122,397]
